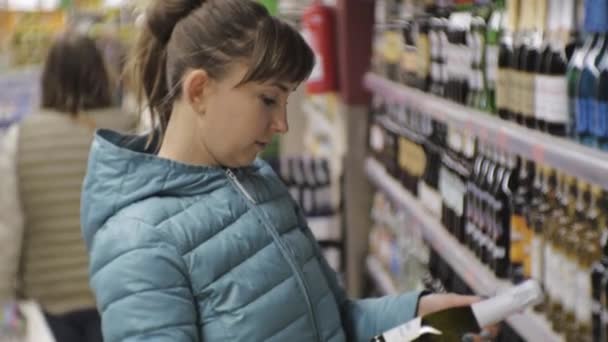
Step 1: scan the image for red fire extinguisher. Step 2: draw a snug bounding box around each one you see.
[301,0,338,94]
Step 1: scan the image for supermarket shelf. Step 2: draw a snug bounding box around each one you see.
[364,72,608,190]
[366,255,398,296]
[365,157,563,342]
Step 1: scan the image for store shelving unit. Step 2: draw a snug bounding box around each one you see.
[363,72,608,190]
[366,255,398,296]
[365,157,563,342]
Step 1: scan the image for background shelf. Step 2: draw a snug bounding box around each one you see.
[365,157,563,342]
[364,73,608,190]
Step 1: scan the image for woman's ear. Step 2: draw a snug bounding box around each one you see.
[182,69,211,116]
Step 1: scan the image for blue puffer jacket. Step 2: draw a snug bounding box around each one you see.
[81,130,422,342]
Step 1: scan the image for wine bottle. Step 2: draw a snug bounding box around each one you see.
[535,0,559,132]
[508,156,526,283]
[519,0,543,128]
[485,0,504,114]
[430,17,444,96]
[371,280,544,342]
[492,150,516,278]
[549,177,579,330]
[594,31,608,151]
[567,0,597,139]
[496,0,516,120]
[540,0,574,136]
[541,170,564,314]
[576,0,608,147]
[416,17,432,91]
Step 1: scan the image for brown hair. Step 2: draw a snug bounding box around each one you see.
[131,0,315,149]
[41,32,113,116]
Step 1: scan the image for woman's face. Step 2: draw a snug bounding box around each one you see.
[193,63,296,168]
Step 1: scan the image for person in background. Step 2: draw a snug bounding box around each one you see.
[15,31,136,342]
[80,1,480,341]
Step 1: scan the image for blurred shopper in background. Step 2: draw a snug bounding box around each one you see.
[15,31,136,342]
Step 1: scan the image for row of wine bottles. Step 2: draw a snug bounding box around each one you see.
[267,156,336,217]
[373,0,608,151]
[368,191,528,342]
[368,95,608,342]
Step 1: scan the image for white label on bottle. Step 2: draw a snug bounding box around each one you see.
[370,125,384,152]
[453,177,465,217]
[531,236,543,283]
[430,31,439,59]
[496,69,509,109]
[534,75,547,121]
[575,268,592,323]
[494,246,506,259]
[486,45,499,86]
[563,258,577,312]
[545,247,563,301]
[542,75,569,124]
[466,221,475,237]
[521,72,536,118]
[463,135,476,159]
[419,182,442,217]
[380,317,442,341]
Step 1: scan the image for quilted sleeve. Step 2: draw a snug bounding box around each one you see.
[89,218,199,342]
[296,206,423,342]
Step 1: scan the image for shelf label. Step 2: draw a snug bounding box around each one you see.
[498,129,508,149]
[532,145,545,163]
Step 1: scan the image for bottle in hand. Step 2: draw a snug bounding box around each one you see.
[371,280,543,342]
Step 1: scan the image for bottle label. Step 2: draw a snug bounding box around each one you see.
[486,45,499,87]
[417,35,431,78]
[462,135,476,159]
[379,317,442,341]
[401,48,419,74]
[453,175,466,217]
[496,68,510,109]
[370,125,385,152]
[575,268,592,323]
[594,101,608,138]
[382,30,403,64]
[429,31,439,59]
[510,215,526,264]
[576,97,593,134]
[521,72,536,118]
[510,70,522,115]
[399,138,427,177]
[542,75,569,123]
[431,62,441,82]
[534,75,547,122]
[563,258,577,312]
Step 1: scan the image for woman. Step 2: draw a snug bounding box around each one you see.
[16,31,136,342]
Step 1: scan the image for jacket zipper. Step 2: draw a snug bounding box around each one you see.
[225,169,322,342]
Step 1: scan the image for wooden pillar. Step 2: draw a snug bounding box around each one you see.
[335,0,375,297]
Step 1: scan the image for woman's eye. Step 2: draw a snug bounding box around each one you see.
[261,96,277,107]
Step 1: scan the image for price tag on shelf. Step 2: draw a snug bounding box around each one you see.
[532,145,545,164]
[498,128,508,150]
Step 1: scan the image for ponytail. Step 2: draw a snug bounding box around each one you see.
[129,0,203,149]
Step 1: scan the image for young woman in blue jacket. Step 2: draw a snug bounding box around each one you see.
[81,0,480,341]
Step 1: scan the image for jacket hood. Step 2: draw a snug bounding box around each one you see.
[81,129,243,250]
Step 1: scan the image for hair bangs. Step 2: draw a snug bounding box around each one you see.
[239,17,315,87]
